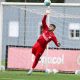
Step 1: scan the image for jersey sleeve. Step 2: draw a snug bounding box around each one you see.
[52,35,59,47]
[42,15,48,30]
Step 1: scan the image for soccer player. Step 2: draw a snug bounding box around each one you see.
[28,9,60,74]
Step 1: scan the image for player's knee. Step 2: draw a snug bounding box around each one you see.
[32,48,36,54]
[36,53,42,58]
[39,53,42,56]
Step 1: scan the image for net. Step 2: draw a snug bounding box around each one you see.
[0,2,5,70]
[1,2,80,72]
[2,2,80,49]
[0,2,2,69]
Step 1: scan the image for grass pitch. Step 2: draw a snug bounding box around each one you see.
[0,71,80,80]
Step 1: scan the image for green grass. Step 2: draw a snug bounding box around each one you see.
[0,71,80,80]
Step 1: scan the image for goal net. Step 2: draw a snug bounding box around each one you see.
[1,2,80,72]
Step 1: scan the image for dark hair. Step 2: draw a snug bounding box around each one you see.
[50,24,56,29]
[40,25,43,34]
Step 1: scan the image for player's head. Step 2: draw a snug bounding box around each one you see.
[49,24,56,31]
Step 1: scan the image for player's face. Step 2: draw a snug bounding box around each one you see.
[49,25,55,31]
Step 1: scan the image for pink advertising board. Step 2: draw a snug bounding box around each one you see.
[7,47,80,72]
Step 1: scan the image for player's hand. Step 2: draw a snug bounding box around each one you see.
[58,42,61,47]
[46,10,50,14]
[46,7,50,14]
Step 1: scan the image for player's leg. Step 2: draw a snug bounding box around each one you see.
[28,53,42,75]
[32,53,42,69]
[28,42,40,75]
[28,42,45,75]
[32,47,46,69]
[32,42,39,56]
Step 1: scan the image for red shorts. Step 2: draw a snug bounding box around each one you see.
[32,41,45,56]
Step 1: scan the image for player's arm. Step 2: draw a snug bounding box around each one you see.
[42,14,47,27]
[42,9,50,29]
[52,35,60,47]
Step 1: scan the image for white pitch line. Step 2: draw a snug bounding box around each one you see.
[0,78,26,80]
[0,78,12,80]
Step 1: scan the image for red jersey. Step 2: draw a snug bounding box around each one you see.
[37,15,59,48]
